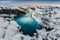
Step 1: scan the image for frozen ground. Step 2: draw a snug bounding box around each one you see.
[0,6,60,40]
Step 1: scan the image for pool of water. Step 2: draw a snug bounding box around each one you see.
[14,16,42,36]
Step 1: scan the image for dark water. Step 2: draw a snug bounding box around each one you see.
[14,16,42,36]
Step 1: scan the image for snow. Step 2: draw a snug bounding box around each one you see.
[0,6,60,40]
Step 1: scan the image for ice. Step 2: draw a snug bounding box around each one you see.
[0,17,8,38]
[0,28,5,38]
[4,20,19,40]
[12,33,31,40]
[10,20,19,28]
[38,35,42,40]
[0,38,5,40]
[0,6,60,40]
[58,38,60,40]
[0,17,8,28]
[36,29,48,38]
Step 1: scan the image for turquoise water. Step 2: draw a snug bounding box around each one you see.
[14,16,42,36]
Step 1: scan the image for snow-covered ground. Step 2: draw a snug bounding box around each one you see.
[0,6,60,40]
